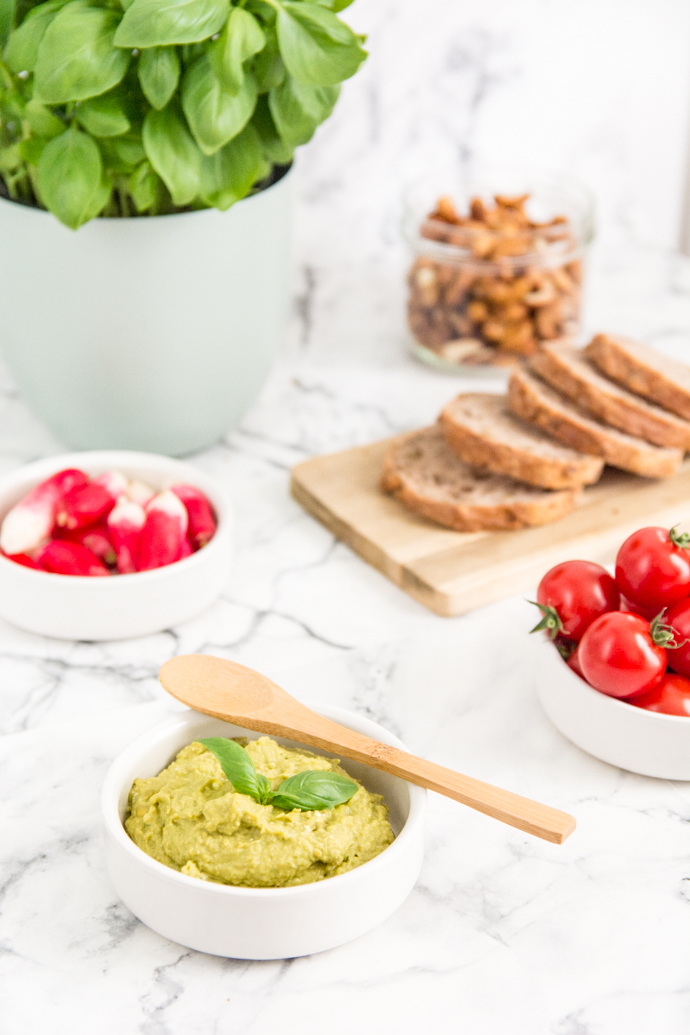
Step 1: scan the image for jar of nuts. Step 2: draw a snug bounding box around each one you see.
[405,173,594,370]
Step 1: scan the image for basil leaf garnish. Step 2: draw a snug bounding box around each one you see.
[199,737,272,805]
[199,738,358,812]
[270,770,357,811]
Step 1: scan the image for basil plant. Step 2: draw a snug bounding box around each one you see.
[0,0,366,228]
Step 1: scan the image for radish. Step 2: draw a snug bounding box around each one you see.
[107,498,146,574]
[56,482,117,530]
[38,540,110,576]
[0,468,88,555]
[170,484,216,549]
[137,491,188,571]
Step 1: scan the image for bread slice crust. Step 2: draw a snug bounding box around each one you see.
[530,344,690,450]
[381,426,577,531]
[508,367,683,478]
[586,333,690,421]
[439,393,603,489]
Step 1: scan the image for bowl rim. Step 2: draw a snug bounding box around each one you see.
[0,449,231,583]
[538,635,690,725]
[102,703,427,898]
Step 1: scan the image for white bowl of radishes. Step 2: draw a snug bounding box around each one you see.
[0,451,232,640]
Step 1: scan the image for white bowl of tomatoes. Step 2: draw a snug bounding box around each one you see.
[532,525,690,780]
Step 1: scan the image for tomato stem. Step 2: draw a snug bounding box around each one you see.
[669,524,690,549]
[554,636,577,660]
[649,609,690,648]
[528,601,563,639]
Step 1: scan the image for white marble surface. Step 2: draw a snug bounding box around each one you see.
[4,1,690,1028]
[0,245,689,1032]
[2,276,690,1030]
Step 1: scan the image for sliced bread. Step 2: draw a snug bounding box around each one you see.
[585,333,690,420]
[530,343,690,450]
[439,393,603,489]
[380,425,578,531]
[508,367,683,478]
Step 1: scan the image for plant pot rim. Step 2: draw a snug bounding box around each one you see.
[0,161,292,223]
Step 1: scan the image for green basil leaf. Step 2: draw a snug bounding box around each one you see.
[0,142,21,172]
[310,0,355,10]
[198,737,271,803]
[113,133,144,164]
[99,133,143,172]
[269,770,358,811]
[129,158,160,210]
[37,125,109,228]
[75,90,130,136]
[0,0,14,49]
[142,104,199,204]
[251,29,283,92]
[3,0,63,74]
[114,0,228,49]
[200,120,262,210]
[19,136,47,163]
[276,0,365,87]
[24,98,65,139]
[34,5,130,104]
[182,55,256,155]
[137,45,180,109]
[268,73,337,148]
[208,7,264,94]
[252,94,292,164]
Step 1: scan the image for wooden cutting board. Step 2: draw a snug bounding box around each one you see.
[291,436,690,617]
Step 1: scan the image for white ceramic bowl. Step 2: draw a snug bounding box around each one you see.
[0,451,232,640]
[534,636,690,779]
[102,706,426,959]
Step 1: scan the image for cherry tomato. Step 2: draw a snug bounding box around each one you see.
[615,526,690,612]
[532,560,620,642]
[566,644,585,681]
[619,595,659,622]
[632,672,690,716]
[578,611,668,698]
[663,597,690,679]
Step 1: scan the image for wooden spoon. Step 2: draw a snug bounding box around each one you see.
[159,654,576,844]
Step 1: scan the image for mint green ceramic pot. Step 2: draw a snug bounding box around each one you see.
[0,169,291,456]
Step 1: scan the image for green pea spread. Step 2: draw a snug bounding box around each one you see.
[125,736,395,887]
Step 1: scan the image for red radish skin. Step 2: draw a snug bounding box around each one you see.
[4,552,42,570]
[107,498,146,574]
[179,537,193,559]
[38,540,110,576]
[0,468,87,555]
[56,522,117,566]
[170,484,216,549]
[56,482,117,530]
[137,491,188,571]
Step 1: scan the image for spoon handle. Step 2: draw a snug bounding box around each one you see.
[281,717,575,844]
[158,655,575,844]
[179,703,575,844]
[357,742,574,843]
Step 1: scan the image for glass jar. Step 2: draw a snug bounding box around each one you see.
[403,170,594,372]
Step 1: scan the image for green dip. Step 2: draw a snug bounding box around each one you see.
[125,736,395,887]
